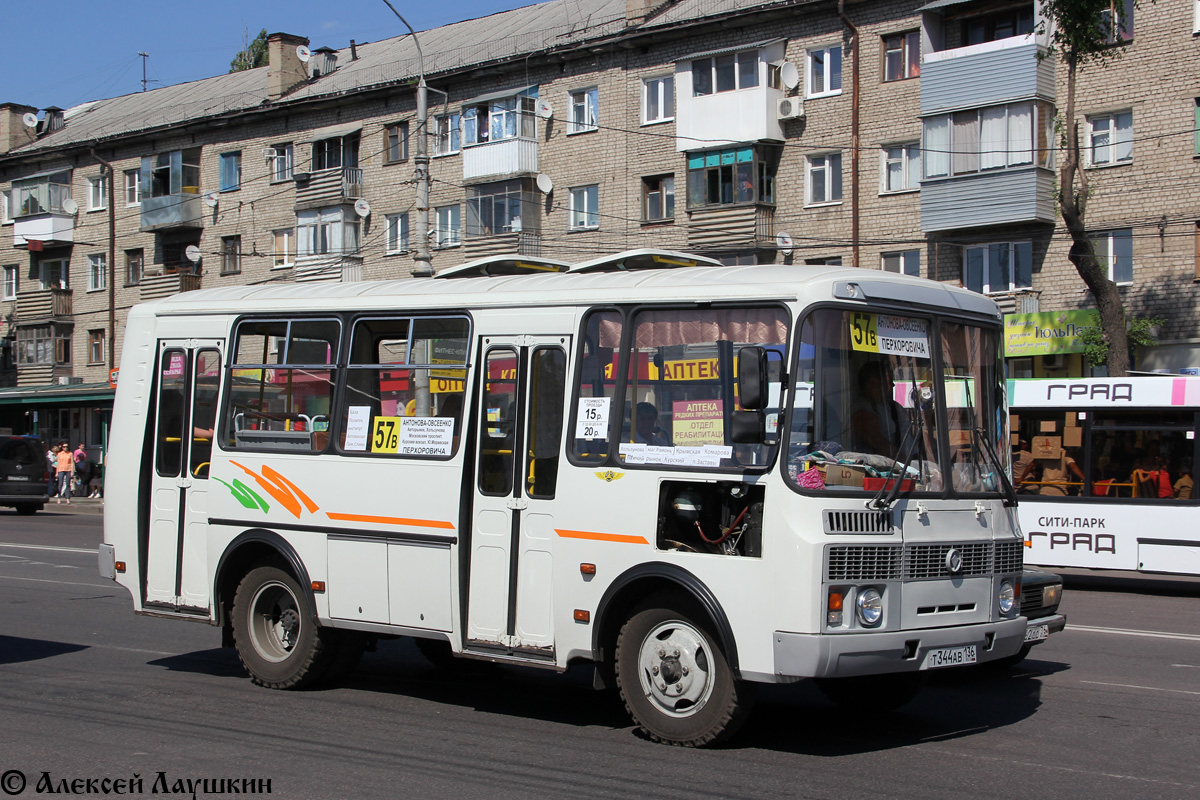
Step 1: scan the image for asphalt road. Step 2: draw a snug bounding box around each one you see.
[1,507,1198,800]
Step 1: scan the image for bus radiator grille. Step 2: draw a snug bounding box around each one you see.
[904,543,992,579]
[825,545,903,582]
[823,510,893,535]
[993,540,1024,574]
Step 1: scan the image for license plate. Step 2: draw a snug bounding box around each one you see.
[1024,623,1049,643]
[5,475,29,481]
[923,645,977,669]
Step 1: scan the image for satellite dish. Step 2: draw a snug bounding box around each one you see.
[535,173,553,194]
[354,198,371,218]
[296,45,311,63]
[202,192,219,208]
[61,198,78,215]
[780,61,800,91]
[21,112,38,128]
[535,99,554,119]
[776,232,794,256]
[185,245,202,263]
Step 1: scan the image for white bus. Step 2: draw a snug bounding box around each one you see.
[1011,376,1200,576]
[99,252,1029,746]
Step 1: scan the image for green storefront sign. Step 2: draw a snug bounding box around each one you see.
[1004,310,1098,357]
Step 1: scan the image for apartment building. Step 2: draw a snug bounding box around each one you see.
[1,0,1198,449]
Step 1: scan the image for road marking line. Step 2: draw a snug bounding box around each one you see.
[1081,681,1200,697]
[1172,664,1200,669]
[0,542,96,554]
[1068,624,1200,643]
[930,748,1198,790]
[0,574,112,589]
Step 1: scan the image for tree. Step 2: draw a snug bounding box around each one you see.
[1040,0,1139,376]
[230,28,269,72]
[1078,311,1162,368]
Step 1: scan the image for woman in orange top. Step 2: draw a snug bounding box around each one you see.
[54,444,74,505]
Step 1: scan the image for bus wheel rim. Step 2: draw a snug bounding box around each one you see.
[636,620,715,718]
[249,580,301,663]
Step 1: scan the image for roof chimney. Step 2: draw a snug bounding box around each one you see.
[0,103,38,153]
[267,32,311,100]
[625,0,660,25]
[310,46,338,79]
[42,106,65,133]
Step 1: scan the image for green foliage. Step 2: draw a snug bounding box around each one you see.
[1078,310,1163,367]
[230,28,270,72]
[1040,0,1137,65]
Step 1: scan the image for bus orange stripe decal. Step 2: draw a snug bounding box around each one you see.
[326,512,455,530]
[555,529,649,545]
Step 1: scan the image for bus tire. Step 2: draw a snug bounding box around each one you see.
[232,564,333,689]
[615,600,751,747]
[815,672,926,712]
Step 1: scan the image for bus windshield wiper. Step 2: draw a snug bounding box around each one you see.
[975,426,1017,507]
[867,418,920,511]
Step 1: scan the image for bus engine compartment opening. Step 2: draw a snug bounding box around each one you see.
[657,481,764,557]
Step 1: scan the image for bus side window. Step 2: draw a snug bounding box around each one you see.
[527,347,566,499]
[480,348,518,494]
[189,349,221,479]
[156,349,187,477]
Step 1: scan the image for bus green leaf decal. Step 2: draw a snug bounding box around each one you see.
[214,477,270,513]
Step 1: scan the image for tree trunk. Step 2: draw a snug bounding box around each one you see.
[1058,51,1130,376]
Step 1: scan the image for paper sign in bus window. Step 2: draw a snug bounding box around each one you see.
[849,313,930,359]
[398,417,454,456]
[371,416,403,453]
[672,399,725,446]
[344,406,371,451]
[576,397,610,440]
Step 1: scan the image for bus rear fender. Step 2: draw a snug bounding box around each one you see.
[213,529,313,647]
[591,562,739,689]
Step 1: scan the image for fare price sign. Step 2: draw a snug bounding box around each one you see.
[575,397,610,440]
[850,313,930,360]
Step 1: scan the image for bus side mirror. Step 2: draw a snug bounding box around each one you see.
[738,346,769,410]
[730,410,765,443]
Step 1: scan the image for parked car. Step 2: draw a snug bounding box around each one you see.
[1004,568,1067,666]
[0,436,49,515]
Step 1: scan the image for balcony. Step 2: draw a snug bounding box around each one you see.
[294,255,364,283]
[674,40,788,151]
[921,37,1053,117]
[686,204,774,249]
[12,171,74,248]
[15,288,72,321]
[462,139,538,184]
[138,271,201,301]
[921,167,1056,233]
[14,212,74,249]
[462,232,541,260]
[295,167,363,211]
[140,192,203,232]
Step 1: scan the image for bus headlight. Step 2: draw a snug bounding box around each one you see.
[855,588,883,627]
[998,581,1016,615]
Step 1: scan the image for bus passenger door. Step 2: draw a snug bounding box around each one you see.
[144,342,223,612]
[467,337,569,654]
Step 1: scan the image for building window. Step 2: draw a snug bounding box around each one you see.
[882,250,920,276]
[883,32,920,81]
[463,92,537,146]
[87,176,107,211]
[569,185,599,230]
[2,264,16,300]
[312,136,359,171]
[643,75,675,124]
[962,6,1035,45]
[1101,0,1134,43]
[297,208,359,257]
[16,325,53,365]
[924,101,1055,178]
[1,191,10,224]
[219,152,241,192]
[56,330,71,364]
[1090,229,1133,284]
[1087,111,1133,166]
[686,146,777,209]
[88,330,105,365]
[269,143,294,181]
[806,153,843,205]
[806,46,842,98]
[384,123,409,164]
[568,88,599,134]
[124,249,143,286]
[386,213,410,254]
[88,254,107,291]
[435,113,461,155]
[805,257,843,266]
[221,236,241,275]
[435,205,461,247]
[881,143,921,193]
[272,230,293,268]
[466,180,536,236]
[13,170,71,217]
[642,175,675,221]
[692,50,759,96]
[124,169,141,205]
[1195,99,1200,156]
[963,242,1033,294]
[38,258,69,290]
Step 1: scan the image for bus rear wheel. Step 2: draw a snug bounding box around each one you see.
[615,601,751,747]
[232,564,333,689]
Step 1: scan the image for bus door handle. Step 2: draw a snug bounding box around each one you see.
[506,498,529,511]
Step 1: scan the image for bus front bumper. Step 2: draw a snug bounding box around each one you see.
[771,617,1026,680]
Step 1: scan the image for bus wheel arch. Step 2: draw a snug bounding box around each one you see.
[214,530,313,648]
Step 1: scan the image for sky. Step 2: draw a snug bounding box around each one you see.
[2,0,536,114]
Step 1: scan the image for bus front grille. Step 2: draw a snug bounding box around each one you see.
[827,540,1029,582]
[826,545,902,581]
[823,509,893,535]
[994,540,1024,574]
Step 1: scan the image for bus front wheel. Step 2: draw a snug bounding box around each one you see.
[614,600,751,746]
[232,564,334,689]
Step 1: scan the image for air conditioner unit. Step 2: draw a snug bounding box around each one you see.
[777,97,805,121]
[56,376,83,385]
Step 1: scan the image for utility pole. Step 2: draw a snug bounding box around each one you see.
[380,0,433,278]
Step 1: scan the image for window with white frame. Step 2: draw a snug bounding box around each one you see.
[124,169,140,205]
[881,143,921,193]
[272,229,293,268]
[806,153,843,205]
[87,176,107,211]
[806,46,842,98]
[435,205,461,247]
[269,143,294,181]
[88,330,105,364]
[88,253,107,291]
[435,113,461,155]
[569,185,599,230]
[643,75,675,124]
[1090,229,1133,284]
[384,122,409,164]
[466,180,536,236]
[963,241,1033,294]
[692,50,759,96]
[38,258,69,290]
[386,213,410,254]
[221,235,241,275]
[2,264,16,300]
[569,88,599,134]
[463,91,537,146]
[643,175,675,221]
[924,101,1055,178]
[124,249,143,286]
[686,146,778,208]
[883,32,920,82]
[882,250,920,276]
[219,152,241,191]
[1086,111,1133,166]
[297,207,359,257]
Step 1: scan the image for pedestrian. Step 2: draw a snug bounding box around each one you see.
[45,443,59,498]
[54,442,74,505]
[73,442,88,497]
[88,460,103,499]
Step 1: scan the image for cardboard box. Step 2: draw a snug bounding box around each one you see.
[1011,433,1020,446]
[1065,412,1078,427]
[949,429,973,446]
[1063,425,1082,448]
[1040,420,1057,433]
[825,465,866,488]
[1032,435,1063,460]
